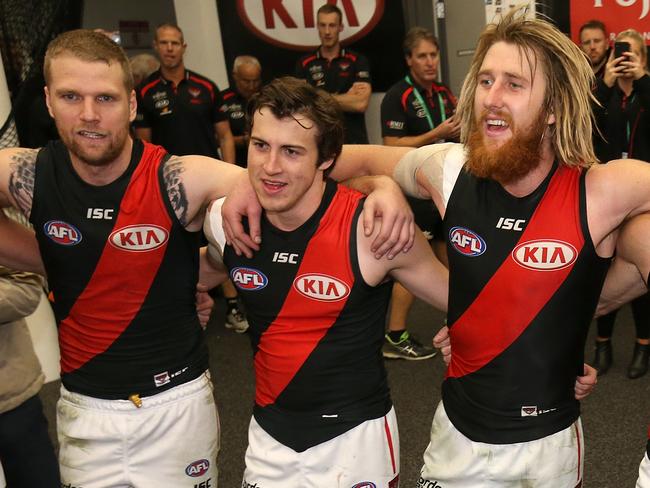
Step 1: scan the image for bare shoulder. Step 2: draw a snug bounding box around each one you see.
[0,147,39,216]
[586,158,650,205]
[161,154,245,229]
[355,215,392,286]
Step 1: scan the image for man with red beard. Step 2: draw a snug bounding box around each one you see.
[221,8,650,486]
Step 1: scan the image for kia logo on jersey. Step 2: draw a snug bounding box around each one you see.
[44,220,83,246]
[236,0,384,50]
[512,239,577,271]
[231,267,268,291]
[449,226,486,257]
[185,459,210,477]
[109,225,168,252]
[293,273,350,302]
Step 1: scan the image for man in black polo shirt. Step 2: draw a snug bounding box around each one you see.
[134,23,235,164]
[579,19,610,79]
[295,3,371,144]
[135,23,246,332]
[220,55,263,167]
[380,27,460,360]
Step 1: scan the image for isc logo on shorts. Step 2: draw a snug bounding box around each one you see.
[185,458,210,477]
[109,224,168,252]
[449,226,486,256]
[44,220,83,246]
[293,273,350,302]
[231,267,268,291]
[512,239,577,271]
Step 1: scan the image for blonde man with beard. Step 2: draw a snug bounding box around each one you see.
[223,8,650,486]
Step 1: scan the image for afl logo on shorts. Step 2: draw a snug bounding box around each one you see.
[231,267,268,291]
[352,483,377,488]
[512,239,577,271]
[449,226,486,256]
[185,458,210,477]
[293,273,350,302]
[44,220,82,246]
[109,225,168,252]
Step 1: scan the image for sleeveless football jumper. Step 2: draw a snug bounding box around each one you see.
[443,163,610,444]
[30,140,207,399]
[225,180,393,452]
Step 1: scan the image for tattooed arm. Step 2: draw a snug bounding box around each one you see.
[0,148,44,273]
[160,154,247,232]
[0,148,37,217]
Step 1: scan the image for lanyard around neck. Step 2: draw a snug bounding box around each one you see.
[405,75,446,130]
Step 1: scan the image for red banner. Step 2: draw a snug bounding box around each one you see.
[570,1,650,45]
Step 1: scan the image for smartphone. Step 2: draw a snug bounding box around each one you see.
[614,41,630,59]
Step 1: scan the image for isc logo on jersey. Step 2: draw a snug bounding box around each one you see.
[109,224,168,252]
[44,220,83,246]
[231,267,268,291]
[185,459,210,477]
[293,273,350,302]
[512,239,577,271]
[449,226,486,256]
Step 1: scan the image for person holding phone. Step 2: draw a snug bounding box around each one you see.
[591,29,650,379]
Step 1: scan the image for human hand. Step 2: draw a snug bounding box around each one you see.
[619,50,646,80]
[603,50,628,87]
[434,115,461,142]
[195,283,214,330]
[433,325,451,365]
[361,176,414,259]
[574,363,597,400]
[221,172,262,258]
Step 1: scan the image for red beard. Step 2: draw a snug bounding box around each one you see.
[466,110,549,185]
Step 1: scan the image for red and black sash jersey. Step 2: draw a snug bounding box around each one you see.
[30,139,207,399]
[224,180,392,452]
[443,163,610,444]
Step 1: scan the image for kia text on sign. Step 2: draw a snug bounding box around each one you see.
[236,0,384,50]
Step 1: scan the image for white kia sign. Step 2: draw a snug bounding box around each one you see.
[236,0,385,50]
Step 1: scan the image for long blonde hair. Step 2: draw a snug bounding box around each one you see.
[457,8,597,168]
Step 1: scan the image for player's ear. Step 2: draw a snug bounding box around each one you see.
[318,158,334,172]
[44,86,54,118]
[547,111,555,125]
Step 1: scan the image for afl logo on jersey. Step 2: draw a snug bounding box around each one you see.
[293,273,350,302]
[352,483,377,488]
[231,267,268,291]
[185,458,210,477]
[44,220,82,246]
[109,224,168,252]
[512,239,577,271]
[449,226,486,256]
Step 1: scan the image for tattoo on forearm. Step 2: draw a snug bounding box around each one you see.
[8,150,37,217]
[163,157,189,226]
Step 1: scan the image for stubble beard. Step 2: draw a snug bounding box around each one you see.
[465,110,549,185]
[62,123,130,168]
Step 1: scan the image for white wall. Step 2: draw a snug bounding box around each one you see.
[174,0,228,89]
[82,0,176,56]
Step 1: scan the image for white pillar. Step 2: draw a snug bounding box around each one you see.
[0,54,11,127]
[173,0,229,89]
